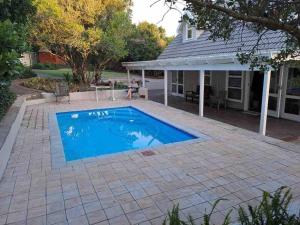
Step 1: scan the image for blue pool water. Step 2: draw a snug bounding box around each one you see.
[56,106,198,161]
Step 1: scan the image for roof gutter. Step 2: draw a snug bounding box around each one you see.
[122,51,276,69]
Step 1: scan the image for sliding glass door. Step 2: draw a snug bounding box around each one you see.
[268,70,284,117]
[171,71,184,96]
[282,67,300,122]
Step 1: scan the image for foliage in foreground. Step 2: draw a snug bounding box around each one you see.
[0,20,28,81]
[0,0,35,120]
[163,187,300,225]
[0,0,35,81]
[0,83,16,121]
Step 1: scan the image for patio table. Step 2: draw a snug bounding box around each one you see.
[90,85,112,103]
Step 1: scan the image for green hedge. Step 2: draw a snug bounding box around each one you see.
[0,83,16,121]
[32,63,65,70]
[19,67,37,79]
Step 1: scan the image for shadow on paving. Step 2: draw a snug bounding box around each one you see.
[149,90,300,145]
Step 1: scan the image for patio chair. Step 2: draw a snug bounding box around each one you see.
[54,82,70,103]
[209,90,227,111]
[185,85,199,102]
[126,80,140,99]
[186,85,212,104]
[129,83,140,97]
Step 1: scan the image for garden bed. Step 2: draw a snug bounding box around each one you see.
[21,77,128,93]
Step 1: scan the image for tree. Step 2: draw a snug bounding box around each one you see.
[165,0,300,69]
[0,0,36,24]
[32,0,132,84]
[89,11,132,81]
[0,20,27,81]
[0,0,35,120]
[0,0,36,81]
[126,22,174,62]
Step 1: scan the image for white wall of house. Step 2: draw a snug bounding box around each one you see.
[168,70,246,110]
[184,71,198,92]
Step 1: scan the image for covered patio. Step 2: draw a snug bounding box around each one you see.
[123,53,280,137]
[149,89,300,144]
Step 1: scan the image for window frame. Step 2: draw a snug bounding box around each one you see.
[171,70,185,97]
[226,71,244,103]
[204,71,212,86]
[186,24,193,40]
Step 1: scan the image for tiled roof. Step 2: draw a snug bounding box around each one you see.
[158,28,286,60]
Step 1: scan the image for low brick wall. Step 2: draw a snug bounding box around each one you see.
[0,97,27,180]
[69,89,127,101]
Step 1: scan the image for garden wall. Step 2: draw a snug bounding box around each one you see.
[69,89,127,101]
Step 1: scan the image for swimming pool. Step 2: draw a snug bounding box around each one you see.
[56,106,198,161]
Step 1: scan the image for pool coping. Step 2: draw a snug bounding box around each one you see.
[49,105,211,169]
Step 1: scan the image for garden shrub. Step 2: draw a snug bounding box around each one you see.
[32,63,60,70]
[63,72,72,86]
[238,187,300,225]
[163,187,300,225]
[22,77,79,92]
[0,83,16,121]
[22,77,127,93]
[114,81,128,89]
[22,77,57,92]
[19,67,37,79]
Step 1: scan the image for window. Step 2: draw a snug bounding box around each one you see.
[171,71,184,96]
[227,71,243,102]
[270,70,280,94]
[187,25,193,39]
[204,71,211,86]
[286,68,300,97]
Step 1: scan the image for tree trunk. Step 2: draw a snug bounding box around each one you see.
[93,64,101,83]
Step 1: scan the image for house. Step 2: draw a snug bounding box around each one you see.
[123,21,300,136]
[38,48,65,65]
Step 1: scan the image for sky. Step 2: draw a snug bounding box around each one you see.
[131,0,185,37]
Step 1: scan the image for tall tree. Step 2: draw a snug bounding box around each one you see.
[0,0,36,81]
[126,22,174,62]
[165,0,300,69]
[32,0,132,84]
[89,11,132,81]
[0,0,35,120]
[0,0,35,24]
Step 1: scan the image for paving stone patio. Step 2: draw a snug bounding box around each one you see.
[0,99,300,225]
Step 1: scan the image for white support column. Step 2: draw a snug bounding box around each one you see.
[164,70,168,106]
[199,70,205,117]
[259,70,271,135]
[142,69,145,87]
[244,71,250,111]
[127,69,130,85]
[276,65,284,117]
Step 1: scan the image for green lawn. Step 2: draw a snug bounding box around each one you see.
[33,68,127,79]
